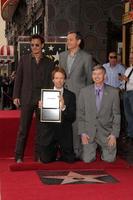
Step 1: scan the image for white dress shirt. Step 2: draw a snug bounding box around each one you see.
[124,66,133,91]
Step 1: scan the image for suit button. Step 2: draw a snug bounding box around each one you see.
[65,85,68,89]
[96,116,98,119]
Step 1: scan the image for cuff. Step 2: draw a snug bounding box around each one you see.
[61,105,66,111]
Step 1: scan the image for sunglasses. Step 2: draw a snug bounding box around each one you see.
[31,44,40,47]
[109,56,117,59]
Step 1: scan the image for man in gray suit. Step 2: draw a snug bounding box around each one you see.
[59,31,93,158]
[78,65,120,162]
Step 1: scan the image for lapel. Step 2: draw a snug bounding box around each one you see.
[63,88,66,96]
[63,88,68,105]
[26,54,32,72]
[98,84,109,113]
[89,85,97,114]
[63,52,69,75]
[28,54,33,80]
[69,49,82,75]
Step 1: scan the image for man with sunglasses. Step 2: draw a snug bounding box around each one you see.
[13,34,55,163]
[103,51,125,89]
[103,52,126,144]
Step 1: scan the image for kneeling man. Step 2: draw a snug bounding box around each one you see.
[78,65,120,163]
[38,67,76,163]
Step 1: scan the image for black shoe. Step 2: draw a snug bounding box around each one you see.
[126,137,133,145]
[74,157,81,161]
[58,156,75,163]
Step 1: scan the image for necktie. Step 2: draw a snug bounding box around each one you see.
[96,89,101,112]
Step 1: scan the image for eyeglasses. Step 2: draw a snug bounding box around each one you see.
[109,56,117,59]
[31,44,40,47]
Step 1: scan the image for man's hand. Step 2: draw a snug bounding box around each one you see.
[38,100,42,108]
[13,98,20,108]
[123,75,129,82]
[81,134,90,145]
[119,75,128,82]
[107,135,116,147]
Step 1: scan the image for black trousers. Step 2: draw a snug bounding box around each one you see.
[38,122,75,163]
[15,103,40,160]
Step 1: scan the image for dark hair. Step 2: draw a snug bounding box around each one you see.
[30,34,44,44]
[109,51,117,56]
[67,31,82,40]
[92,64,106,73]
[52,66,67,79]
[67,31,84,49]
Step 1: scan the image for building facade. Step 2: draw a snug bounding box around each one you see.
[1,0,123,64]
[122,0,133,66]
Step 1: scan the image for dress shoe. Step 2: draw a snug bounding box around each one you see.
[126,137,133,146]
[16,158,23,163]
[37,158,42,163]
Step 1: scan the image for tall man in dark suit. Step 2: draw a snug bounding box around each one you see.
[13,34,55,163]
[38,67,76,163]
[78,65,120,162]
[59,31,93,158]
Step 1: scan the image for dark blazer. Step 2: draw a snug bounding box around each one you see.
[13,54,55,105]
[53,88,76,150]
[40,87,76,144]
[39,88,76,163]
[61,88,76,123]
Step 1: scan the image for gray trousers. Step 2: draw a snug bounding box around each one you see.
[72,120,82,158]
[81,135,117,163]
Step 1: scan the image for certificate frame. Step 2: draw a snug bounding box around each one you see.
[40,89,61,122]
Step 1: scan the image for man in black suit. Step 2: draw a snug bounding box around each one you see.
[13,34,55,163]
[38,67,76,163]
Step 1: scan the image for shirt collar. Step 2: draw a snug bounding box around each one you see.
[31,53,43,60]
[54,87,64,95]
[94,84,104,91]
[68,48,80,57]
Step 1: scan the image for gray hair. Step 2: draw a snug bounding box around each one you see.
[92,64,106,74]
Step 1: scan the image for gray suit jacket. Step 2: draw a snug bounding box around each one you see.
[59,49,93,97]
[78,84,120,141]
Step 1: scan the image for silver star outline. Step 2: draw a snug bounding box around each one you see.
[48,45,54,51]
[43,171,108,184]
[52,51,59,62]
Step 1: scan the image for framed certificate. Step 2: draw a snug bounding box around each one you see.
[40,89,61,122]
